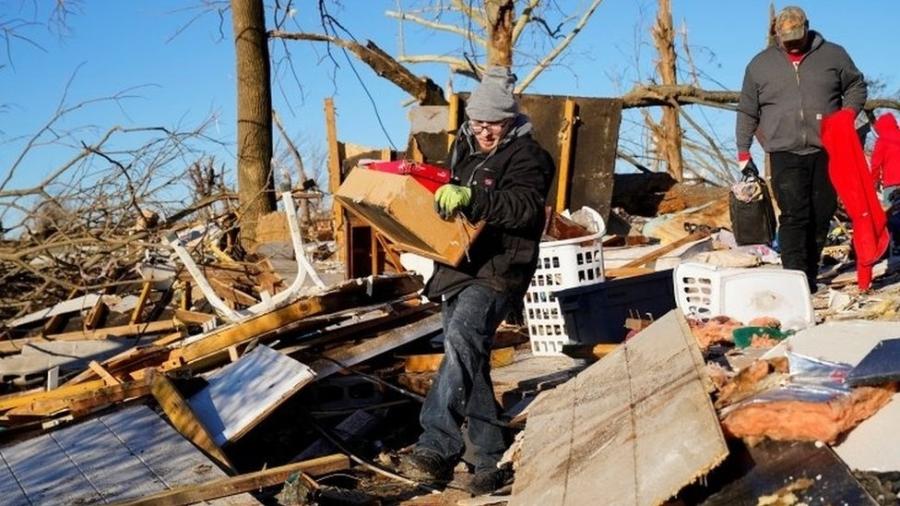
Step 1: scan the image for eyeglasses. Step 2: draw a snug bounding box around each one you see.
[468,120,507,134]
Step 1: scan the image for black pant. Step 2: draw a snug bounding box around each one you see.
[416,284,510,472]
[770,150,837,289]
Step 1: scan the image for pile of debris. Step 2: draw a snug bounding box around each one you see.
[2,166,900,506]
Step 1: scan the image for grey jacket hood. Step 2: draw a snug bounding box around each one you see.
[736,30,868,155]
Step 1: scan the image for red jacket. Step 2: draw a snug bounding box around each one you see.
[822,109,889,291]
[871,113,900,188]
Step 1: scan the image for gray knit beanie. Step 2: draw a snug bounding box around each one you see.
[465,66,519,122]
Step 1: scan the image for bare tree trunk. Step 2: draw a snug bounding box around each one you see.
[232,0,276,249]
[485,0,515,67]
[651,0,684,182]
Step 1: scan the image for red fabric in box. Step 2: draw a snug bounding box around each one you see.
[363,160,451,193]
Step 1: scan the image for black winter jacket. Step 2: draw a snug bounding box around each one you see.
[423,117,555,301]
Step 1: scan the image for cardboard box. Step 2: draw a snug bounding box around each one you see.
[335,168,483,266]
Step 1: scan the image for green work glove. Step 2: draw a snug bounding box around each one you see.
[434,184,472,219]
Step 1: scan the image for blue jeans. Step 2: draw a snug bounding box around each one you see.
[416,284,510,472]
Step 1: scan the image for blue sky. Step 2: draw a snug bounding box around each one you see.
[2,0,899,198]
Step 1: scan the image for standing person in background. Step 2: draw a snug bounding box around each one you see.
[736,5,868,290]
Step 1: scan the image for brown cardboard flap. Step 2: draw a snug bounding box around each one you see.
[335,168,483,266]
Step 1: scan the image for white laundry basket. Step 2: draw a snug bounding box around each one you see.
[673,262,815,330]
[524,207,606,356]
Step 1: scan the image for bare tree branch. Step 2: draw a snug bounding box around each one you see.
[385,10,487,46]
[269,30,447,105]
[515,0,605,93]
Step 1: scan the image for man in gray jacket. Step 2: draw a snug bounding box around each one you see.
[736,6,867,290]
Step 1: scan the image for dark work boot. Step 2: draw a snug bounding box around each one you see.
[468,466,512,496]
[399,448,452,483]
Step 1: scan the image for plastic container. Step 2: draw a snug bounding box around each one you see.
[525,207,606,356]
[673,262,815,330]
[553,269,677,348]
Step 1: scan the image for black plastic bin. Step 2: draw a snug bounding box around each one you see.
[554,269,676,345]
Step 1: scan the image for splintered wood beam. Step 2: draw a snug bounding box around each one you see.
[208,277,258,307]
[44,320,179,341]
[447,93,460,150]
[555,98,578,212]
[88,360,121,386]
[84,300,109,331]
[173,310,216,327]
[619,231,708,269]
[130,281,153,325]
[175,297,326,365]
[112,454,350,506]
[41,288,81,336]
[0,380,108,412]
[4,377,151,418]
[325,97,347,270]
[150,372,234,473]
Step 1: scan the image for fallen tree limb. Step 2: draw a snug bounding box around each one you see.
[268,30,446,105]
[622,84,900,112]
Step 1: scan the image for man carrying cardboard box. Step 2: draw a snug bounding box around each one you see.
[400,66,555,495]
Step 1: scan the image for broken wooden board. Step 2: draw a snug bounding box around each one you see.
[188,345,315,446]
[115,454,349,506]
[0,339,134,385]
[0,404,256,505]
[699,440,877,506]
[7,293,102,328]
[764,321,900,472]
[491,349,585,411]
[309,312,442,380]
[151,372,233,471]
[509,311,727,506]
[403,346,516,373]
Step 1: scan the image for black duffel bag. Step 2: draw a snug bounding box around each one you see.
[729,171,777,246]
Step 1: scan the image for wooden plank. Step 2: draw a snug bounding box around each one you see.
[447,93,460,150]
[45,319,178,341]
[84,299,109,331]
[5,378,150,418]
[130,281,153,324]
[187,345,315,446]
[702,440,877,506]
[49,416,166,502]
[555,98,578,213]
[88,360,121,386]
[177,274,421,366]
[403,346,516,373]
[604,267,654,279]
[112,454,350,506]
[151,372,234,472]
[9,291,94,328]
[325,97,347,268]
[40,288,82,334]
[153,330,188,347]
[309,312,442,380]
[0,450,30,505]
[0,405,257,505]
[99,406,234,488]
[209,277,258,307]
[178,297,325,364]
[0,379,107,412]
[0,429,102,504]
[173,309,215,326]
[620,231,708,268]
[510,311,727,506]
